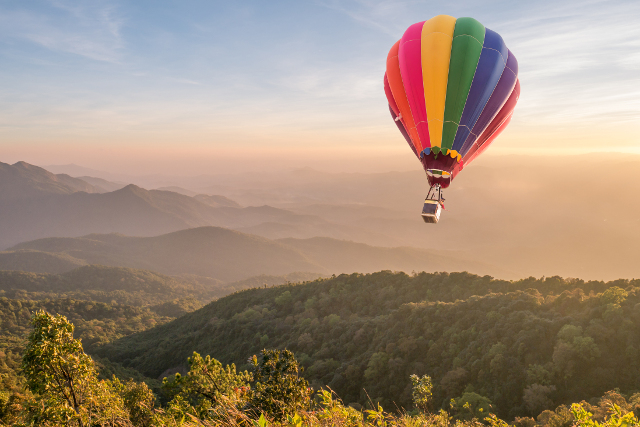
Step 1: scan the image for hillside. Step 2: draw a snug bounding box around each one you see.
[0,267,198,381]
[0,249,87,274]
[94,271,640,419]
[7,227,508,280]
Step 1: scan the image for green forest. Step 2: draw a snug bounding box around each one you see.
[0,268,639,426]
[96,271,640,418]
[0,266,314,385]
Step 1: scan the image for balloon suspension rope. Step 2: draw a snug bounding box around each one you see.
[427,184,443,200]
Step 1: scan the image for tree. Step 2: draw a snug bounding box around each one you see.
[572,403,639,427]
[162,352,251,419]
[600,287,628,305]
[364,352,389,382]
[410,374,433,412]
[452,392,493,420]
[110,377,155,427]
[249,349,311,421]
[21,310,130,426]
[523,384,555,416]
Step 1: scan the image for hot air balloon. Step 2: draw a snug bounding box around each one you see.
[384,15,520,223]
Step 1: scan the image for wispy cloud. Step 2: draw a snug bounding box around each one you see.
[316,0,412,37]
[498,0,640,124]
[0,0,125,62]
[170,78,202,86]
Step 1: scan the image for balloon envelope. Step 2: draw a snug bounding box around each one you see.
[384,15,519,188]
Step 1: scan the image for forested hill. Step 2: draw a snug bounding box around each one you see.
[0,265,217,307]
[96,271,640,419]
[0,297,174,387]
[0,265,323,307]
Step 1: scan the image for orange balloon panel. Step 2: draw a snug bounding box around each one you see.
[386,41,422,153]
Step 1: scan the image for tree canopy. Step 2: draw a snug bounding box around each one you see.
[96,271,640,418]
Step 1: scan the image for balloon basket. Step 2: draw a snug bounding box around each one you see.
[421,184,444,224]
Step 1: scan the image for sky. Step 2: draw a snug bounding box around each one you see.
[1,0,639,175]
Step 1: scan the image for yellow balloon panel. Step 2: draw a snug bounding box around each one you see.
[421,15,456,149]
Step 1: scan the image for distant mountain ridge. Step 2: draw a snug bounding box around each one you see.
[4,226,508,281]
[194,194,241,208]
[77,176,127,192]
[0,161,103,199]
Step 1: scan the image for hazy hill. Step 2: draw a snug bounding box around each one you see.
[193,194,242,208]
[0,161,102,199]
[0,161,209,247]
[7,226,507,280]
[95,271,640,418]
[278,237,501,276]
[0,249,86,274]
[9,227,324,281]
[0,184,193,248]
[234,213,404,246]
[43,163,115,178]
[155,186,200,196]
[77,176,127,192]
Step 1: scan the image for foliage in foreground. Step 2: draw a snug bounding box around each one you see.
[3,310,640,427]
[14,310,155,426]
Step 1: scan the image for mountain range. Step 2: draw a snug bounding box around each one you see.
[3,157,640,280]
[0,161,402,250]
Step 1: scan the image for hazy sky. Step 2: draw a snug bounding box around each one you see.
[1,0,639,174]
